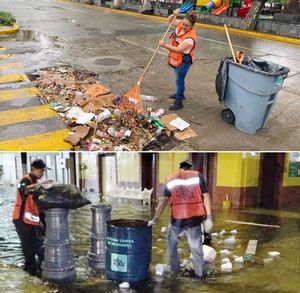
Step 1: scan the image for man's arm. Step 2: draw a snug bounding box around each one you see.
[203,192,212,217]
[148,196,169,226]
[153,197,169,222]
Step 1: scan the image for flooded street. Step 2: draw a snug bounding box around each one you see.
[1,186,299,293]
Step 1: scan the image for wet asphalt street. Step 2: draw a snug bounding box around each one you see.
[0,0,300,150]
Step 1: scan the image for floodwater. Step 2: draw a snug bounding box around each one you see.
[0,186,300,293]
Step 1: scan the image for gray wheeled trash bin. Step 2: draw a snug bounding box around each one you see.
[217,58,289,134]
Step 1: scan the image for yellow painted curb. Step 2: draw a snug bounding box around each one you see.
[0,128,72,151]
[0,73,28,84]
[0,24,20,35]
[0,54,14,60]
[0,105,57,126]
[57,0,300,45]
[194,22,300,46]
[0,47,6,51]
[0,87,40,102]
[0,63,23,71]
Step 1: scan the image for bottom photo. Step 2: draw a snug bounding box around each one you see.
[0,152,299,293]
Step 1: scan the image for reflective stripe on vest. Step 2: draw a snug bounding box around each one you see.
[166,170,206,219]
[168,21,196,68]
[24,211,40,223]
[12,175,40,226]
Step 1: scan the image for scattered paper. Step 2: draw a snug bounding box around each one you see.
[160,114,178,131]
[170,117,190,131]
[76,113,95,124]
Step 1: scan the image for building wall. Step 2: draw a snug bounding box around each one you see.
[277,153,300,209]
[156,152,189,197]
[116,153,141,188]
[0,153,22,185]
[211,153,261,208]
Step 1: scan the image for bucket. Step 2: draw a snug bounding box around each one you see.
[106,219,152,282]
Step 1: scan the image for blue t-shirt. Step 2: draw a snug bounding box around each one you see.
[164,175,208,228]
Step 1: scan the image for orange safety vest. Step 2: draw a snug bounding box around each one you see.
[12,174,40,226]
[168,21,196,68]
[166,170,206,219]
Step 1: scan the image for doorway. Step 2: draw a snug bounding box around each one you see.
[141,153,156,196]
[260,153,277,208]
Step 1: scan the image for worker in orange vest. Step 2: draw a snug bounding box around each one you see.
[148,159,213,279]
[158,9,197,111]
[12,159,50,277]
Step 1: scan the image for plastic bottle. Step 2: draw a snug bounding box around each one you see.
[150,108,165,118]
[96,130,110,138]
[107,127,116,137]
[122,130,131,142]
[141,95,157,102]
[114,131,123,138]
[113,109,122,116]
[97,109,111,122]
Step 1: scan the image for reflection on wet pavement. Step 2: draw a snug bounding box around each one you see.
[1,186,300,293]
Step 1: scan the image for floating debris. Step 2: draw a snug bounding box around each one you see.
[160,227,167,233]
[221,261,232,272]
[119,282,130,289]
[268,251,280,257]
[155,263,170,276]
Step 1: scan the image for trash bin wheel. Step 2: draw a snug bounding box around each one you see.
[222,109,235,124]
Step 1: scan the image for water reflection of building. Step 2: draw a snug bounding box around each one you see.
[1,152,299,209]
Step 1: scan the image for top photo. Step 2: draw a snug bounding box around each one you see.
[0,0,299,152]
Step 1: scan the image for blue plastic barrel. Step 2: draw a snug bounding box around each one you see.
[106,219,152,282]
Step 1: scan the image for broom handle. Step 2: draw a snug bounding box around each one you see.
[137,14,178,85]
[224,24,236,63]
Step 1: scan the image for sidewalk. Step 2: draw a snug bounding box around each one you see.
[59,0,300,45]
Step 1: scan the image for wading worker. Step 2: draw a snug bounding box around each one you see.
[158,9,197,110]
[12,159,49,277]
[148,160,213,278]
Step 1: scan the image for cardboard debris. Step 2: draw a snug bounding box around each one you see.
[86,83,110,98]
[64,126,91,146]
[174,127,197,140]
[82,101,99,113]
[160,114,179,131]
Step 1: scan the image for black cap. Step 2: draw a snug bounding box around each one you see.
[179,159,193,169]
[31,159,51,170]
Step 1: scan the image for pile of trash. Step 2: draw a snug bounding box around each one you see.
[33,66,197,151]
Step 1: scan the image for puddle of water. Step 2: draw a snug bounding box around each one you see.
[1,186,300,293]
[95,57,121,66]
[0,30,60,49]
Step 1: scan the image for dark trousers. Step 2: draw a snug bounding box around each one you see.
[14,220,44,276]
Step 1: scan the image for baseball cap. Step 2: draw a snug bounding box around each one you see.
[179,159,193,169]
[31,159,51,170]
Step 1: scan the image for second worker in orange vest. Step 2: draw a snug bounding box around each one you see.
[12,159,49,277]
[148,159,213,279]
[158,9,197,111]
